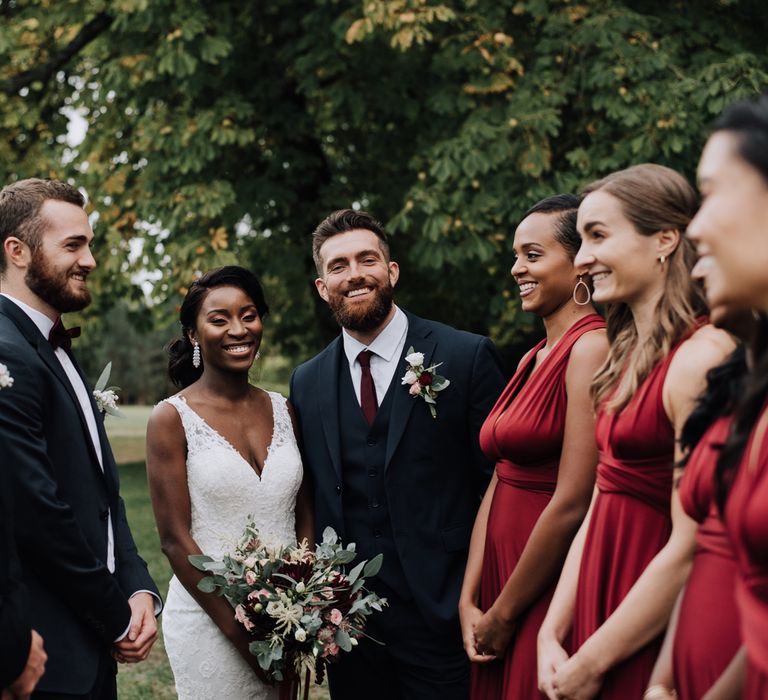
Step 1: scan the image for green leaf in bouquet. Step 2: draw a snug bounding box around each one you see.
[362,553,383,578]
[335,550,357,565]
[322,526,339,545]
[335,629,353,652]
[188,554,215,571]
[197,576,217,593]
[350,578,365,595]
[347,560,366,585]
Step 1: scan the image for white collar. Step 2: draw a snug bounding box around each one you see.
[1,292,55,339]
[342,305,408,365]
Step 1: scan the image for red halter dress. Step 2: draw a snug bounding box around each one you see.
[570,334,695,698]
[673,416,741,699]
[725,407,768,699]
[471,314,605,699]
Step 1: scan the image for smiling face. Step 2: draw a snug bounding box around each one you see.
[191,285,263,372]
[315,228,399,333]
[687,130,768,312]
[24,199,96,314]
[510,211,580,316]
[574,190,674,307]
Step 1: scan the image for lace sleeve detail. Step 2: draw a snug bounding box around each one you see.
[162,395,211,456]
[267,392,294,451]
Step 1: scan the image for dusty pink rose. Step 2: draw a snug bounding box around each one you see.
[329,608,343,626]
[244,570,257,585]
[409,382,422,396]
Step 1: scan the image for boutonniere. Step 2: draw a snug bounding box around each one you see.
[400,347,450,418]
[92,362,126,418]
[0,362,14,390]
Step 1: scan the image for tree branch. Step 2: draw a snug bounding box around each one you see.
[1,12,113,96]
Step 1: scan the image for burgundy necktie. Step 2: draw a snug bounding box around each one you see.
[48,317,81,351]
[357,350,378,425]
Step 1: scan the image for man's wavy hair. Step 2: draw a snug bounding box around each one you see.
[0,178,85,275]
[311,209,390,275]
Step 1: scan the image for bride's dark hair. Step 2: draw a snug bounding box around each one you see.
[167,266,269,388]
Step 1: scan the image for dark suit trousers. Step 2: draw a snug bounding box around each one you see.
[32,650,116,700]
[328,583,469,700]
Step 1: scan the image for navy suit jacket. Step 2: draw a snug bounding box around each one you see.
[0,296,159,694]
[290,310,505,632]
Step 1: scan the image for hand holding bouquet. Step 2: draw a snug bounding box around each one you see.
[189,521,387,693]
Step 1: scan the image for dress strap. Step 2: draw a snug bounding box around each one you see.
[267,392,292,451]
[161,395,210,455]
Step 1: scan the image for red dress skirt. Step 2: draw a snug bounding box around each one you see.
[725,407,768,699]
[673,416,741,699]
[570,335,696,699]
[471,314,605,700]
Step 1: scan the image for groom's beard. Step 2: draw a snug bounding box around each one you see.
[327,281,395,332]
[25,248,91,313]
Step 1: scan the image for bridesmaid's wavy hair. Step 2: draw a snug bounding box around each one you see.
[167,266,269,388]
[712,93,768,508]
[521,193,582,259]
[586,164,707,413]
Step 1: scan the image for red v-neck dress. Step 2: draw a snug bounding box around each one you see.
[673,416,741,699]
[725,407,768,699]
[570,333,695,698]
[470,314,605,700]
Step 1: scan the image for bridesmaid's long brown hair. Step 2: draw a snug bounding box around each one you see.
[586,164,707,413]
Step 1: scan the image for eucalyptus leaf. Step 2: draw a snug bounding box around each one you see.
[362,553,383,578]
[196,576,217,593]
[94,362,111,392]
[347,560,366,585]
[335,629,352,652]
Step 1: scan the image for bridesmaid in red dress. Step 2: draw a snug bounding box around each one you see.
[460,194,608,700]
[537,164,733,700]
[685,93,768,699]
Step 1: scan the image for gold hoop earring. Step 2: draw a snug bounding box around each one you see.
[573,275,591,306]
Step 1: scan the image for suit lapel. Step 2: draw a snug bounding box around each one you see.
[317,338,344,480]
[385,313,436,469]
[0,298,106,481]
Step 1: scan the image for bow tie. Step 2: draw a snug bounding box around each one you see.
[48,317,81,351]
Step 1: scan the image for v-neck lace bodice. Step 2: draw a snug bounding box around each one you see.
[160,391,303,700]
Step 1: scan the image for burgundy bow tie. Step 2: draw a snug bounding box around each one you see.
[48,317,81,351]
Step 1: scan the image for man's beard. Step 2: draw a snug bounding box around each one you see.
[25,248,91,313]
[327,281,394,332]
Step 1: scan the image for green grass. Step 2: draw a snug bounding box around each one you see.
[109,406,329,700]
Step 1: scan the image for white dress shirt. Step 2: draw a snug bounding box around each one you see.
[342,305,409,406]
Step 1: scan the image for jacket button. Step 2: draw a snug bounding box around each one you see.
[373,529,382,538]
[367,469,377,478]
[335,485,342,495]
[99,509,109,521]
[370,499,380,509]
[366,438,377,446]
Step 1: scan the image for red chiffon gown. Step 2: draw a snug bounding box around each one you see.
[673,416,741,699]
[725,408,768,699]
[570,333,695,698]
[471,314,605,700]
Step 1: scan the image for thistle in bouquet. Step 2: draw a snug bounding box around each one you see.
[190,521,387,693]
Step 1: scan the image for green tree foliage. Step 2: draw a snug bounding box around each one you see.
[1,0,766,366]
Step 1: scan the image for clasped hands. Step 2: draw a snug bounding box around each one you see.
[460,602,515,663]
[537,637,604,700]
[112,592,158,664]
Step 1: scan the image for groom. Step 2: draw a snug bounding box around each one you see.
[290,209,505,699]
[0,179,161,699]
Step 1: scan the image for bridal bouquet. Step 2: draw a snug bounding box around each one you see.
[190,521,386,693]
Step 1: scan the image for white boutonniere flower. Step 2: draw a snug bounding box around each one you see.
[400,346,450,418]
[0,363,14,390]
[93,362,126,418]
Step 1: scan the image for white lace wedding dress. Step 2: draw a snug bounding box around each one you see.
[161,392,303,700]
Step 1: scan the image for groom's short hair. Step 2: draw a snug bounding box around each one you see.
[312,208,390,275]
[0,178,85,274]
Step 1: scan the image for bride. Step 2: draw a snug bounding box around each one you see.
[146,266,314,699]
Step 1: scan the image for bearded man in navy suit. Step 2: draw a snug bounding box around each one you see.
[0,179,161,700]
[290,209,505,699]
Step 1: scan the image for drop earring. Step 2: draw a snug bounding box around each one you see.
[659,254,667,267]
[573,275,591,306]
[192,342,201,368]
